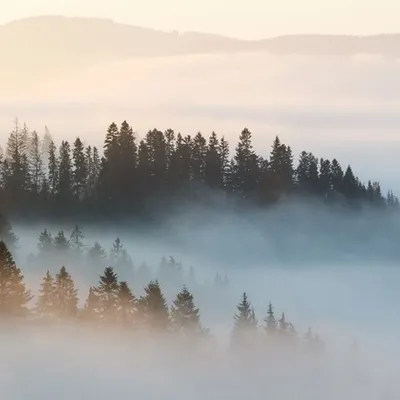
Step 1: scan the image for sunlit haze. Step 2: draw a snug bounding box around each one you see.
[2,0,400,38]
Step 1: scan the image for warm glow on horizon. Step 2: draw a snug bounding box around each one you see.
[2,0,400,39]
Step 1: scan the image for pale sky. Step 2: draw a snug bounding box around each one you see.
[1,0,400,39]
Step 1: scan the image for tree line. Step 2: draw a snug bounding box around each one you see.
[0,119,397,220]
[0,238,322,353]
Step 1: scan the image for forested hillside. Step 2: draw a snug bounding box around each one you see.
[0,119,397,221]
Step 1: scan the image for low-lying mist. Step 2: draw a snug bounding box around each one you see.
[3,198,400,398]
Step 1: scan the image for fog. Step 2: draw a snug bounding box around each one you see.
[1,198,399,398]
[1,52,400,192]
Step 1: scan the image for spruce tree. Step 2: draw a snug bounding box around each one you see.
[87,242,107,266]
[28,130,45,195]
[54,230,70,253]
[264,302,277,335]
[170,285,204,336]
[139,280,170,331]
[72,137,88,200]
[0,213,18,249]
[232,292,258,345]
[82,286,100,321]
[37,229,53,255]
[36,271,56,318]
[70,225,84,255]
[93,266,119,322]
[48,139,58,196]
[54,266,79,318]
[0,241,32,316]
[118,281,136,324]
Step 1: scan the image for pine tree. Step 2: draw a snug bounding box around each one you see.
[110,237,123,265]
[82,286,100,321]
[93,267,120,322]
[70,225,84,255]
[36,271,56,318]
[54,230,70,253]
[0,213,18,250]
[57,141,73,201]
[54,266,79,318]
[72,137,88,200]
[48,139,58,196]
[118,281,136,324]
[37,229,53,255]
[6,119,30,195]
[87,242,107,266]
[204,131,222,188]
[232,292,258,345]
[28,130,45,195]
[139,280,170,331]
[170,285,205,336]
[0,241,32,316]
[264,302,277,335]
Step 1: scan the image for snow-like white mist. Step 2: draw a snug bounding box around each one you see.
[4,200,400,399]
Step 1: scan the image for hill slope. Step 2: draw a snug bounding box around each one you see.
[1,16,400,88]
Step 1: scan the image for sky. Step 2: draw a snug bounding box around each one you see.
[2,0,400,39]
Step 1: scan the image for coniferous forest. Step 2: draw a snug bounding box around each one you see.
[0,119,397,222]
[1,119,400,398]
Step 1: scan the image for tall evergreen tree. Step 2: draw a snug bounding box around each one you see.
[36,271,56,318]
[54,230,70,253]
[37,229,53,255]
[47,139,58,196]
[0,213,18,250]
[28,130,45,195]
[82,286,100,321]
[72,137,88,200]
[70,225,84,255]
[57,141,73,201]
[0,241,32,316]
[232,292,258,345]
[139,280,170,331]
[93,266,120,322]
[54,266,79,318]
[170,285,205,336]
[264,302,277,335]
[118,281,136,324]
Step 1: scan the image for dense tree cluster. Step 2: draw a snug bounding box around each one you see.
[0,238,322,353]
[0,119,396,220]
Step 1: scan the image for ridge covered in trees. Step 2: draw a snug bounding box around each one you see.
[0,119,396,221]
[0,238,323,354]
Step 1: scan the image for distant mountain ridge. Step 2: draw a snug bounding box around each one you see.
[1,16,400,87]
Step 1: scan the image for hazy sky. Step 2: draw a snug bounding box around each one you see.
[2,0,400,39]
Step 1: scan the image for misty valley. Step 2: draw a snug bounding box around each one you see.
[0,119,400,398]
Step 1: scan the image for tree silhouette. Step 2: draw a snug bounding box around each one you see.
[139,280,170,331]
[0,240,32,316]
[36,270,56,318]
[54,266,79,318]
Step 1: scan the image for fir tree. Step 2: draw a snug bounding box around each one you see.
[54,266,79,318]
[54,230,70,253]
[93,267,119,322]
[170,285,204,336]
[139,280,170,331]
[264,302,277,335]
[72,137,88,200]
[37,229,53,255]
[70,225,84,255]
[28,130,45,195]
[36,271,55,318]
[232,292,258,345]
[0,213,18,250]
[118,281,136,324]
[0,241,32,316]
[47,139,58,196]
[82,286,100,321]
